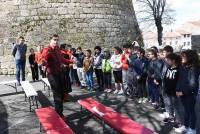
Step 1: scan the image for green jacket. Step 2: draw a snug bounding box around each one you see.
[102,59,112,73]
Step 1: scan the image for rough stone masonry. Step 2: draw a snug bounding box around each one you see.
[0,0,140,75]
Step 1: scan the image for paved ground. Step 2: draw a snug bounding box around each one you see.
[0,75,177,134]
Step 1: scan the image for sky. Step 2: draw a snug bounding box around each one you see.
[133,0,200,31]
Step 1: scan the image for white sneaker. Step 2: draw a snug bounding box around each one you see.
[114,90,118,94]
[118,89,124,95]
[159,112,169,119]
[186,128,196,134]
[174,126,187,133]
[107,89,112,93]
[138,98,142,104]
[142,98,148,103]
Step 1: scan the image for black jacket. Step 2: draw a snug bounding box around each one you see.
[163,67,179,96]
[176,66,199,96]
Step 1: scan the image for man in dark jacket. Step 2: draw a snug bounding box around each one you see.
[12,36,27,86]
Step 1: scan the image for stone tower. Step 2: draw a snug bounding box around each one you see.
[0,0,140,75]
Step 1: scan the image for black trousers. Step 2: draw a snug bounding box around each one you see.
[138,78,147,98]
[95,69,104,88]
[71,68,80,85]
[47,74,65,116]
[103,72,112,89]
[30,64,39,81]
[195,94,200,134]
[38,65,46,78]
[63,67,72,94]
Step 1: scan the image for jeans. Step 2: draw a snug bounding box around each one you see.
[148,79,159,103]
[122,70,128,90]
[103,72,112,89]
[15,59,26,82]
[94,69,104,89]
[85,71,94,89]
[163,94,184,123]
[77,68,86,86]
[47,74,65,116]
[181,95,196,129]
[195,92,200,134]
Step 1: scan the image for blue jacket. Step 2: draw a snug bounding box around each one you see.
[12,43,27,60]
[147,59,163,82]
[176,66,199,96]
[132,57,149,78]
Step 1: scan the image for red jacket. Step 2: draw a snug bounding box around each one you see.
[41,45,72,75]
[121,53,130,71]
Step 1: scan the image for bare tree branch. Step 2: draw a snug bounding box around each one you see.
[135,0,175,46]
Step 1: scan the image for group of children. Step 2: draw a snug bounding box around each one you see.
[28,43,200,134]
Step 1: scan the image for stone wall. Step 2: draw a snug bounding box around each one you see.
[0,0,140,75]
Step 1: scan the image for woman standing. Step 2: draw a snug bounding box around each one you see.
[175,50,199,134]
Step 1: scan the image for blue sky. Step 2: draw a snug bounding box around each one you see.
[169,0,200,28]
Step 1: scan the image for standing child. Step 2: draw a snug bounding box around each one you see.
[121,44,130,91]
[134,48,149,103]
[162,53,183,126]
[111,47,123,95]
[102,49,112,93]
[175,50,199,134]
[29,48,39,81]
[70,48,81,86]
[83,49,94,91]
[195,75,200,134]
[94,46,104,91]
[147,49,163,109]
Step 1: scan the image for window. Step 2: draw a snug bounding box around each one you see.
[176,41,178,45]
[184,42,186,46]
[184,35,186,38]
[163,42,166,45]
[170,41,172,45]
[187,34,190,37]
[188,42,190,46]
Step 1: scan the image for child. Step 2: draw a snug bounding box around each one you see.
[29,48,39,81]
[121,44,130,91]
[94,46,104,91]
[111,47,123,95]
[175,50,199,133]
[83,49,94,91]
[162,53,182,124]
[195,75,200,134]
[147,49,163,109]
[126,45,139,96]
[70,48,81,87]
[134,48,149,103]
[102,49,112,93]
[76,47,86,89]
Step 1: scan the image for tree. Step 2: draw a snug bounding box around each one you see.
[135,0,175,46]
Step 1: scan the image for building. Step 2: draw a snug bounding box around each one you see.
[143,30,192,52]
[177,20,200,52]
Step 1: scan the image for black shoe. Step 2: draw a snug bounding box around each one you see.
[17,82,21,86]
[163,118,169,123]
[81,86,85,89]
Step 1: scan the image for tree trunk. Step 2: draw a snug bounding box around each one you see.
[155,20,163,46]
